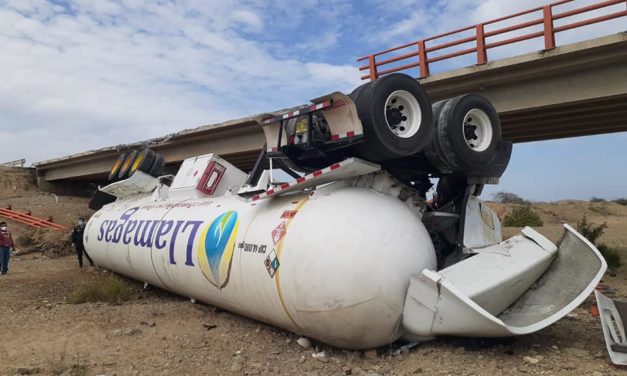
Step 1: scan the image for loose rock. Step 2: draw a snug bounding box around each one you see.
[561,362,576,370]
[523,356,539,365]
[297,337,312,350]
[15,366,40,375]
[364,350,378,360]
[312,351,328,363]
[113,327,141,336]
[230,361,243,373]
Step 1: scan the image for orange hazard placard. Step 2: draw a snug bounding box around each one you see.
[272,222,286,245]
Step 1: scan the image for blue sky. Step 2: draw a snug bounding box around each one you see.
[0,0,625,201]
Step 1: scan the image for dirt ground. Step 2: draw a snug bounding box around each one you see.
[1,255,626,376]
[2,166,627,375]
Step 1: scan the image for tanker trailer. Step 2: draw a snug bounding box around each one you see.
[86,151,606,349]
[85,75,605,349]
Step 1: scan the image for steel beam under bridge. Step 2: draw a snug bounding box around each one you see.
[34,33,627,185]
[421,33,627,142]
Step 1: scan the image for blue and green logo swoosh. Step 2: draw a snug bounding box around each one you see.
[197,211,239,289]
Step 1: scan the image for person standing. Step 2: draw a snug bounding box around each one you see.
[0,222,14,275]
[71,218,94,268]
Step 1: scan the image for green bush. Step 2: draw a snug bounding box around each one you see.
[576,216,607,244]
[503,206,544,227]
[577,215,621,270]
[597,244,622,270]
[590,197,606,203]
[67,274,132,304]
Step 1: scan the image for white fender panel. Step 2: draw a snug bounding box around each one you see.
[403,224,606,338]
[595,290,627,366]
[463,196,502,248]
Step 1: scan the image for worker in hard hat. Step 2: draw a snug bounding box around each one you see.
[71,218,94,268]
[0,221,15,275]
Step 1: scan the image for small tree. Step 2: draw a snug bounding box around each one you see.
[577,215,621,270]
[577,216,607,245]
[503,206,544,227]
[590,197,606,203]
[493,191,530,205]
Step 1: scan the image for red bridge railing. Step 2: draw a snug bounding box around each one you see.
[357,0,627,81]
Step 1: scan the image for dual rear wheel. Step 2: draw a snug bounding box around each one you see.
[351,74,433,162]
[107,148,166,182]
[425,94,503,172]
[350,74,505,175]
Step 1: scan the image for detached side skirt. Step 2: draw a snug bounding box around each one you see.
[403,224,606,338]
[595,290,627,365]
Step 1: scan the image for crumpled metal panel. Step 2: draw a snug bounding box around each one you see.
[403,224,606,338]
[595,290,627,365]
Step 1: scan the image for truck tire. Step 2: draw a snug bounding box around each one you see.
[148,154,165,177]
[463,141,512,178]
[436,94,501,168]
[108,152,128,182]
[117,150,138,180]
[349,81,371,102]
[129,148,156,176]
[354,73,433,161]
[424,99,456,172]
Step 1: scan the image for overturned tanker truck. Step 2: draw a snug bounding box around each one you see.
[86,74,606,349]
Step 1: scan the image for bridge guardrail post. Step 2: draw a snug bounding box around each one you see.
[368,55,378,81]
[476,24,487,65]
[543,5,556,49]
[418,40,430,78]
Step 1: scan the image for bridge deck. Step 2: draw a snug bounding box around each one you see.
[33,33,627,186]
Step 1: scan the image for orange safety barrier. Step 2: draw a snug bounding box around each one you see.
[358,0,627,80]
[0,207,67,232]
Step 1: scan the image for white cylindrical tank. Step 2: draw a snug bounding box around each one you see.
[85,184,436,349]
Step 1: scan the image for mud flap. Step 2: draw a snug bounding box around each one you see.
[595,290,627,365]
[403,224,606,338]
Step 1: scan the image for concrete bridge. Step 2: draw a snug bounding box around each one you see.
[421,33,627,143]
[33,32,627,194]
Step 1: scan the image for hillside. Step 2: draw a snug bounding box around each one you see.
[486,200,627,262]
[0,167,93,252]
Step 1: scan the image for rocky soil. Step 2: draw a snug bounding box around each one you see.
[0,254,626,376]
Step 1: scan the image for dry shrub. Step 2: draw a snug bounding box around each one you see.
[66,274,133,305]
[16,228,71,257]
[503,206,544,227]
[577,216,622,270]
[46,345,89,376]
[613,198,627,206]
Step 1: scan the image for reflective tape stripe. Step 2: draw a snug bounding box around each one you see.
[261,100,334,125]
[251,158,355,202]
[330,129,363,141]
